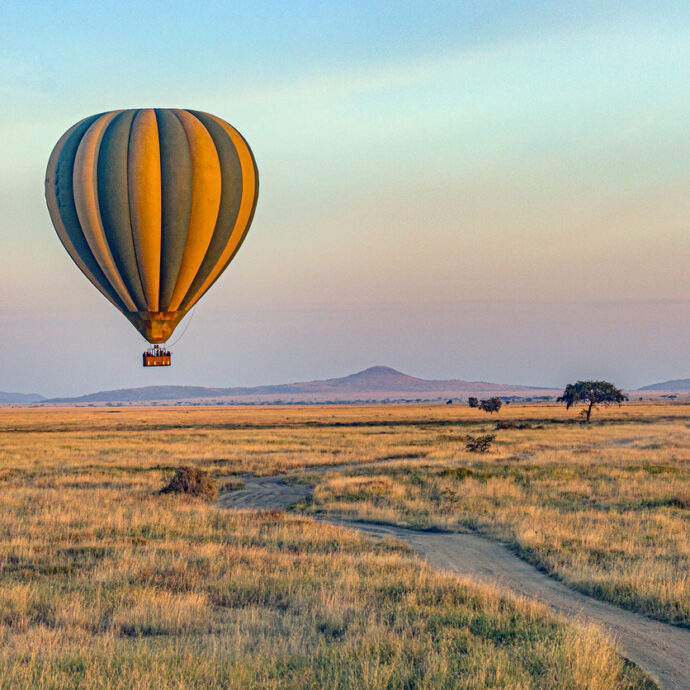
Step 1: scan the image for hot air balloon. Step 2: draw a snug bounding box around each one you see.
[45,109,258,366]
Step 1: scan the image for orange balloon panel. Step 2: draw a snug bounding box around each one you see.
[45,109,259,343]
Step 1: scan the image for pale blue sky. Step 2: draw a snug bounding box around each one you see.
[0,1,688,395]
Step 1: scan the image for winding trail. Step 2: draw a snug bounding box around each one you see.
[218,467,690,690]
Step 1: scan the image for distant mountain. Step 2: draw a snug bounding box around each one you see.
[639,379,690,391]
[0,391,45,403]
[276,366,550,394]
[45,366,558,404]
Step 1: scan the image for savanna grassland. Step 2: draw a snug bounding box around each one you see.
[298,403,690,627]
[0,403,683,688]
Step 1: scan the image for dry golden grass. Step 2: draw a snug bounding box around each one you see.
[0,403,661,687]
[297,403,690,626]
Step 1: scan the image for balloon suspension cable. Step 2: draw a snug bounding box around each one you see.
[167,306,197,348]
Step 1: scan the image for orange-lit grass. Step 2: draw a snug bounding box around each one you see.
[0,445,652,688]
[293,405,690,625]
[0,403,665,686]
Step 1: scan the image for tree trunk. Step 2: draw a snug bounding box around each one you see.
[586,401,593,423]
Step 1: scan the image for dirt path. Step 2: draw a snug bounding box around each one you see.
[218,470,690,690]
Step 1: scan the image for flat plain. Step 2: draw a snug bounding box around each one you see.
[0,402,686,688]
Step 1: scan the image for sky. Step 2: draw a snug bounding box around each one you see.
[0,1,688,397]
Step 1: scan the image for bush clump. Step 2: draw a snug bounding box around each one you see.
[160,466,218,500]
[469,397,503,413]
[465,434,496,453]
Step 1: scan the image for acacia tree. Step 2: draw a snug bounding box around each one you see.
[479,397,502,414]
[558,380,627,422]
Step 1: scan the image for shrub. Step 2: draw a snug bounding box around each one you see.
[160,466,218,500]
[468,397,479,408]
[465,434,496,453]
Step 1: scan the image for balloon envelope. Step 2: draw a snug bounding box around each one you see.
[45,108,258,343]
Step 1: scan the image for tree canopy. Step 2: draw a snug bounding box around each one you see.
[479,397,502,414]
[558,381,627,422]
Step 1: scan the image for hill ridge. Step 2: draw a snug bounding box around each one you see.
[638,378,690,391]
[0,391,45,404]
[44,366,557,404]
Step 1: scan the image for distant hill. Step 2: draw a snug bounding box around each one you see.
[0,391,45,403]
[45,366,558,404]
[639,379,690,392]
[48,386,229,403]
